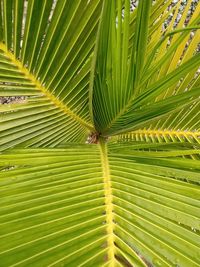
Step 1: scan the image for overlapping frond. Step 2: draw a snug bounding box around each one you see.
[91,0,200,136]
[0,143,200,266]
[108,144,200,267]
[0,0,103,148]
[92,0,151,132]
[0,45,91,150]
[0,146,107,266]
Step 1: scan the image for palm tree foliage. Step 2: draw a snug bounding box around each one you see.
[0,0,200,266]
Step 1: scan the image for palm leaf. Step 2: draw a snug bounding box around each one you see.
[0,143,200,266]
[0,0,103,149]
[0,0,200,266]
[91,1,200,136]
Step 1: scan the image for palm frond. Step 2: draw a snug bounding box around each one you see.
[0,143,200,266]
[92,0,152,132]
[0,1,200,266]
[0,146,107,266]
[91,1,200,136]
[0,0,103,149]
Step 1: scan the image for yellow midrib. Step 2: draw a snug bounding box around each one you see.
[0,42,94,131]
[131,129,200,139]
[122,129,200,143]
[99,140,115,266]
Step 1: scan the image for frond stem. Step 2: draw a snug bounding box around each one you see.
[117,129,200,143]
[99,138,115,266]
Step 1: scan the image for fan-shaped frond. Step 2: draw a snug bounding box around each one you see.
[0,146,108,266]
[91,0,200,136]
[0,0,103,149]
[0,143,199,266]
